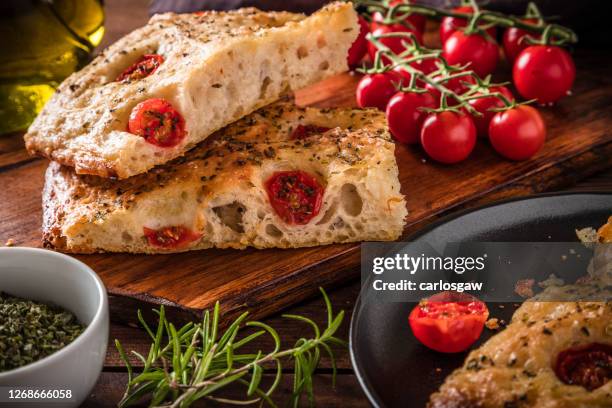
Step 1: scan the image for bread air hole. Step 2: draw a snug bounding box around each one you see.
[212,201,245,233]
[316,201,338,225]
[297,46,308,59]
[266,224,283,238]
[260,76,272,98]
[340,183,363,217]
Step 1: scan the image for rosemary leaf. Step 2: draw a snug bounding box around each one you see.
[115,288,346,407]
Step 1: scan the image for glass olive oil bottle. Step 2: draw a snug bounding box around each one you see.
[0,0,104,135]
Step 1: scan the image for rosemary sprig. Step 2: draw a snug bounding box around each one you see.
[115,288,347,408]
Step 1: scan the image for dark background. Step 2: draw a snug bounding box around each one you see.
[149,0,611,47]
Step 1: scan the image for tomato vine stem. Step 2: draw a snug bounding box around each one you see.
[355,0,578,45]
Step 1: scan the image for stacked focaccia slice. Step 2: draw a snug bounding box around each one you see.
[24,2,359,179]
[43,100,407,253]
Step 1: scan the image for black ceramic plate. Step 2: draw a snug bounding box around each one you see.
[349,192,612,408]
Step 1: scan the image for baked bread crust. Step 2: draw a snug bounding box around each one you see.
[43,100,407,253]
[428,282,611,408]
[25,3,358,179]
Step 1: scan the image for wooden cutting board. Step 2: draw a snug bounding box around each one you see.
[1,49,611,325]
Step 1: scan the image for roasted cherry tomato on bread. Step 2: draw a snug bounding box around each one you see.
[439,6,497,44]
[290,125,331,140]
[265,170,324,225]
[513,45,576,104]
[128,98,186,147]
[143,226,202,249]
[443,31,499,78]
[488,105,546,161]
[502,18,540,63]
[347,16,369,69]
[116,54,164,82]
[409,291,489,353]
[356,72,402,111]
[555,343,612,391]
[467,86,514,138]
[420,110,476,164]
[386,90,437,144]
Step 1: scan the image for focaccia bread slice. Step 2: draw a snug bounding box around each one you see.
[428,282,612,408]
[25,2,358,179]
[42,101,407,253]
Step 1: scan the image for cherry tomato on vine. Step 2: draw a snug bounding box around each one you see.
[386,90,437,144]
[348,16,369,69]
[367,24,423,64]
[409,291,489,353]
[502,18,540,63]
[439,6,497,44]
[420,110,476,164]
[443,31,499,78]
[467,86,514,138]
[128,98,186,147]
[265,170,324,225]
[371,0,426,33]
[393,55,439,83]
[356,71,403,111]
[488,105,546,161]
[513,45,576,104]
[425,72,477,106]
[392,58,437,90]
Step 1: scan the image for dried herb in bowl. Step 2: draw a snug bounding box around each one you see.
[0,292,85,372]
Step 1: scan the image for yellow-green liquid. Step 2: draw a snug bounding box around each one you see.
[0,0,105,134]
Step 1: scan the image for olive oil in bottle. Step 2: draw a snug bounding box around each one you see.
[0,0,104,135]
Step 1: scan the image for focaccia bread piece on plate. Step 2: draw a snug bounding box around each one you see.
[428,281,612,408]
[25,2,358,179]
[42,100,407,253]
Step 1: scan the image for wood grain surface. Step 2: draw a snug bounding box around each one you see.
[1,53,610,326]
[1,1,611,406]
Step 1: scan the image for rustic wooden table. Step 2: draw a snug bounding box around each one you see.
[4,1,610,406]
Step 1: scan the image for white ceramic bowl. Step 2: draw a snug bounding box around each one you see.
[0,247,109,408]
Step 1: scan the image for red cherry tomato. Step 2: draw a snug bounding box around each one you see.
[439,6,497,44]
[555,343,612,391]
[467,86,514,138]
[513,45,576,104]
[409,291,489,353]
[392,56,438,85]
[410,56,438,75]
[443,31,499,78]
[386,90,437,144]
[265,170,324,225]
[367,25,423,64]
[488,105,546,161]
[290,125,331,140]
[348,16,369,69]
[425,72,477,106]
[421,110,476,164]
[502,18,540,63]
[128,98,186,147]
[356,72,402,111]
[143,226,201,249]
[371,0,426,33]
[116,54,164,82]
